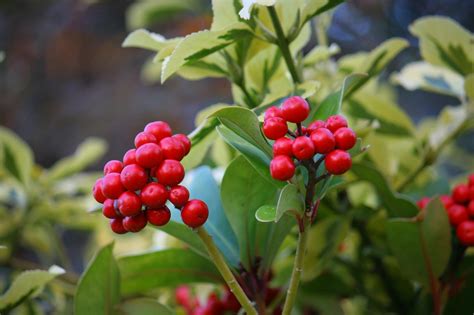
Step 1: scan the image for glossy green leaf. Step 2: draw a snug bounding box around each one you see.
[255,205,277,222]
[122,29,176,51]
[0,266,64,313]
[386,199,451,286]
[118,249,220,295]
[276,183,304,221]
[350,162,418,218]
[0,127,34,186]
[118,298,174,315]
[74,243,120,315]
[158,221,209,259]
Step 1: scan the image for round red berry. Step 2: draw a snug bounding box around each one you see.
[144,121,172,141]
[160,137,186,161]
[310,128,335,154]
[103,199,119,219]
[169,185,190,208]
[307,120,326,133]
[222,289,240,312]
[292,136,315,160]
[136,143,163,168]
[452,184,470,204]
[263,117,288,140]
[204,293,224,314]
[281,96,310,123]
[273,137,293,157]
[134,131,157,148]
[468,174,474,187]
[270,155,295,181]
[93,178,107,203]
[123,212,148,232]
[110,218,127,234]
[456,221,474,246]
[440,195,454,209]
[173,134,191,155]
[264,106,283,120]
[147,207,171,226]
[334,127,356,150]
[104,160,123,175]
[101,173,125,199]
[156,160,185,186]
[417,197,431,210]
[326,115,348,133]
[120,164,148,191]
[181,199,209,228]
[469,185,474,200]
[325,150,352,175]
[123,149,137,165]
[140,182,168,208]
[447,204,468,226]
[467,200,474,217]
[117,191,142,216]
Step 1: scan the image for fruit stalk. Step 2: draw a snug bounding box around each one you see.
[196,227,258,315]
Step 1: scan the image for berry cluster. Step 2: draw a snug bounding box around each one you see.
[262,96,356,181]
[417,174,474,246]
[92,121,209,234]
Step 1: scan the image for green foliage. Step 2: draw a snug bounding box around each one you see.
[0,126,34,186]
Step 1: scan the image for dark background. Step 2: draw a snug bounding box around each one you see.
[0,0,473,167]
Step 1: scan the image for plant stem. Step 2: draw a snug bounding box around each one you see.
[267,7,302,84]
[196,227,257,315]
[281,219,309,315]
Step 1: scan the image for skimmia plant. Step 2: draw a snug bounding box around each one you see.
[1,1,473,314]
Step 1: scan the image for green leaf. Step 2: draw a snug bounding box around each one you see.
[118,249,220,296]
[46,138,107,181]
[74,243,120,315]
[118,298,174,315]
[303,216,350,281]
[303,43,340,66]
[211,0,239,31]
[0,266,64,313]
[386,199,451,286]
[276,184,304,221]
[122,29,176,51]
[161,24,250,82]
[392,61,465,98]
[255,205,277,222]
[159,221,209,259]
[0,127,34,186]
[307,73,367,122]
[465,73,474,100]
[410,16,474,75]
[302,0,345,24]
[181,131,217,170]
[350,162,418,218]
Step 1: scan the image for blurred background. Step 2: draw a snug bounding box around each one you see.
[1,0,473,168]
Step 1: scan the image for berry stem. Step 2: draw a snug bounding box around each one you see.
[196,227,258,315]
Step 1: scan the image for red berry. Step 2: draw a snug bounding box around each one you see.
[452,184,470,204]
[447,204,468,226]
[264,106,283,120]
[281,96,310,123]
[102,199,119,219]
[93,178,107,203]
[326,115,348,133]
[156,160,185,186]
[123,149,137,165]
[468,174,474,187]
[310,128,335,154]
[222,289,240,312]
[120,164,148,191]
[469,186,474,200]
[117,191,142,216]
[270,155,295,181]
[273,137,293,157]
[205,293,224,314]
[169,185,190,208]
[456,221,474,246]
[307,120,326,133]
[160,137,186,161]
[467,200,474,217]
[134,131,157,148]
[103,160,123,175]
[173,134,191,155]
[440,195,454,209]
[140,182,168,208]
[325,150,352,175]
[334,127,356,150]
[175,286,197,310]
[292,136,315,160]
[123,212,148,232]
[263,117,288,140]
[110,218,127,234]
[101,173,125,199]
[136,143,163,168]
[417,197,431,210]
[147,207,171,226]
[144,121,172,141]
[181,199,209,228]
